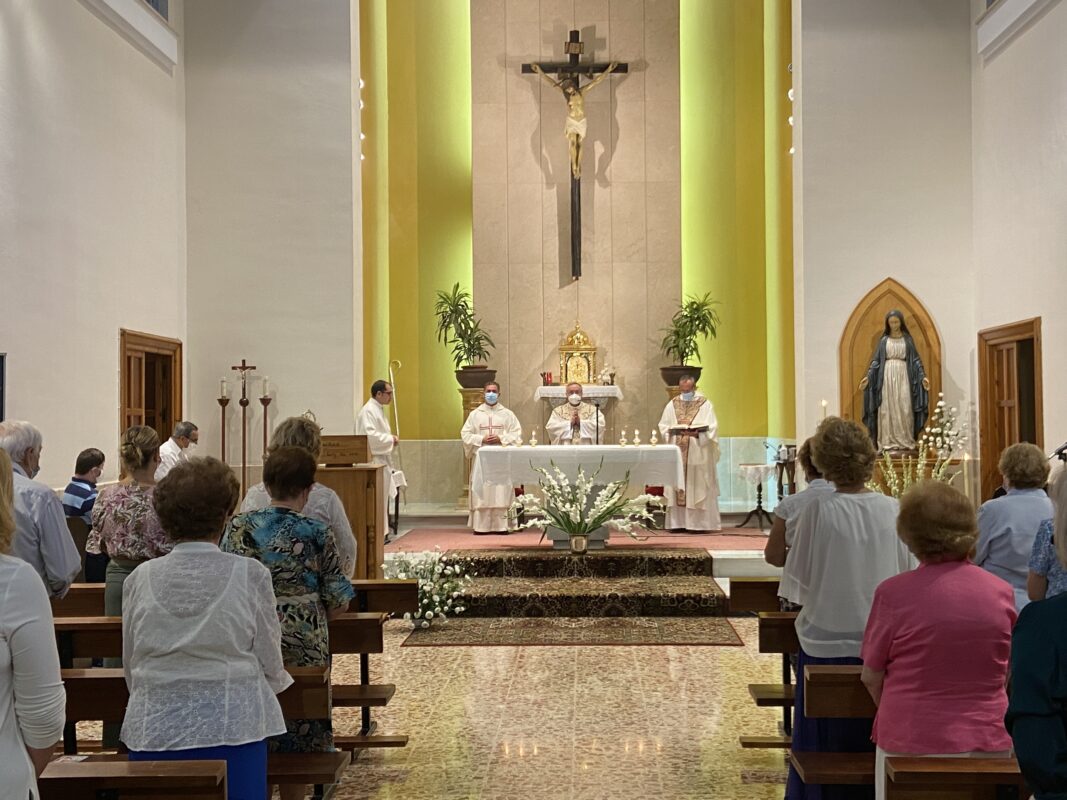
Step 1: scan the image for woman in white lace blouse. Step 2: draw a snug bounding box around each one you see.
[0,449,66,800]
[121,457,291,800]
[240,416,357,577]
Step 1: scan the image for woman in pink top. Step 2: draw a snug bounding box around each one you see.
[861,481,1017,800]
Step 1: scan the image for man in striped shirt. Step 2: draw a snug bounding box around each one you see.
[62,448,105,524]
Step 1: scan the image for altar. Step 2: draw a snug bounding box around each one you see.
[471,444,685,493]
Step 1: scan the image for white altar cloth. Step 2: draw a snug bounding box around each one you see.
[471,445,684,490]
[533,385,624,405]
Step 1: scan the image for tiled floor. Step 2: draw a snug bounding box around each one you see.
[331,617,787,799]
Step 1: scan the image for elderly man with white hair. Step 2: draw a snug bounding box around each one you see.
[0,420,81,597]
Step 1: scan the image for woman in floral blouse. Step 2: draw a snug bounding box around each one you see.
[221,446,353,800]
[87,424,171,746]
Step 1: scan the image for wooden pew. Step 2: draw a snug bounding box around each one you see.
[757,610,799,654]
[728,577,781,613]
[740,611,799,748]
[51,583,105,618]
[793,666,1028,798]
[40,759,227,800]
[60,665,348,797]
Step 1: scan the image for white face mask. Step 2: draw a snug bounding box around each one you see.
[567,393,582,406]
[681,391,695,401]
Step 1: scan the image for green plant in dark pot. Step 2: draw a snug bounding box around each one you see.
[659,292,721,386]
[434,283,497,389]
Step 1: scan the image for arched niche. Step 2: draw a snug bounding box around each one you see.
[838,279,942,428]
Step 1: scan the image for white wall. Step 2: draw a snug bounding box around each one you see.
[972,0,1067,454]
[184,0,360,463]
[792,0,975,441]
[0,0,187,487]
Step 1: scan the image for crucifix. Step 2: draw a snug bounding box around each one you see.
[523,30,628,281]
[231,358,257,494]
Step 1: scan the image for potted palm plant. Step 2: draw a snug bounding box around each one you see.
[434,283,497,389]
[659,292,721,386]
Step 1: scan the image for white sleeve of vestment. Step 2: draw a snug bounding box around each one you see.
[240,483,270,513]
[461,410,483,457]
[500,410,523,446]
[154,448,179,481]
[580,412,606,443]
[358,408,395,456]
[8,562,66,748]
[249,561,294,695]
[545,412,571,444]
[658,403,675,441]
[326,492,357,578]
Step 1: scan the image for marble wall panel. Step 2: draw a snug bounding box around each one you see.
[507,182,543,261]
[473,104,508,184]
[472,0,679,438]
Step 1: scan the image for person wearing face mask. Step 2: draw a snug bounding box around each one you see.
[657,376,722,532]
[154,420,199,481]
[546,382,606,445]
[0,420,81,598]
[461,382,523,533]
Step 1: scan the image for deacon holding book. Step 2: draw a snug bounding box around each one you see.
[658,375,722,532]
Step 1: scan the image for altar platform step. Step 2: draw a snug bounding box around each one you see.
[449,547,713,579]
[461,574,726,618]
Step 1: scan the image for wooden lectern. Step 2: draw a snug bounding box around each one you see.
[315,435,387,580]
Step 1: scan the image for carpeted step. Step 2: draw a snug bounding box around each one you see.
[461,575,726,618]
[449,547,714,579]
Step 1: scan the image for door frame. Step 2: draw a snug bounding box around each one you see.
[977,317,1043,499]
[119,329,183,439]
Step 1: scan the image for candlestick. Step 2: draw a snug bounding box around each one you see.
[963,452,972,504]
[619,429,628,447]
[820,399,828,419]
[650,429,658,446]
[220,378,228,398]
[216,396,230,461]
[632,429,642,446]
[530,431,537,447]
[263,376,271,395]
[260,395,273,460]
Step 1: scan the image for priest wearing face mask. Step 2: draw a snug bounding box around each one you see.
[657,375,722,532]
[461,382,523,534]
[546,383,606,446]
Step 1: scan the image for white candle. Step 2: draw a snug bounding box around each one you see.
[963,453,972,503]
[820,399,828,419]
[263,376,271,395]
[220,378,228,398]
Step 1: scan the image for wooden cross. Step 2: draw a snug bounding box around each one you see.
[230,359,257,400]
[522,30,628,281]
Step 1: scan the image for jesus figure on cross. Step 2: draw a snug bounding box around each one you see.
[531,61,618,179]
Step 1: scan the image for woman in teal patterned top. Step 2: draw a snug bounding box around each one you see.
[221,447,353,799]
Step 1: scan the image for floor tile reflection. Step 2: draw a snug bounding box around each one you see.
[331,617,786,799]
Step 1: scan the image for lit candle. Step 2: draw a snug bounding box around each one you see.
[220,378,228,398]
[820,399,828,419]
[263,376,271,395]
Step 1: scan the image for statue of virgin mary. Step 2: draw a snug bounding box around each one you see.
[859,310,930,451]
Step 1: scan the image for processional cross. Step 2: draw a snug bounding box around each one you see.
[523,30,628,281]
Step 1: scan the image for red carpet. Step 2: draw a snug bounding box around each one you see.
[386,526,770,553]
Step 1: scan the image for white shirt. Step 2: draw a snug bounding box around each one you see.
[240,483,357,578]
[10,465,81,598]
[775,478,837,604]
[975,488,1054,611]
[789,491,915,658]
[355,399,394,464]
[120,542,292,751]
[0,555,66,800]
[154,438,186,482]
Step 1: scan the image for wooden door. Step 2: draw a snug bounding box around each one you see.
[978,318,1042,500]
[119,330,182,443]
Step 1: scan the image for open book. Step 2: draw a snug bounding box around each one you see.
[668,425,709,436]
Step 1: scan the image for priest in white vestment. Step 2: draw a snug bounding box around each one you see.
[356,380,399,499]
[658,375,721,532]
[545,383,606,445]
[461,382,523,533]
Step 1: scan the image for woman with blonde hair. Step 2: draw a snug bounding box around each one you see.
[976,442,1053,610]
[861,481,1015,800]
[87,425,171,747]
[1027,463,1067,601]
[785,417,915,800]
[0,448,67,799]
[241,416,356,577]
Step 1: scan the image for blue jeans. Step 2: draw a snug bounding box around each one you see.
[129,739,267,800]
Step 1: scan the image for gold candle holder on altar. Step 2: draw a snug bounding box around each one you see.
[619,428,628,446]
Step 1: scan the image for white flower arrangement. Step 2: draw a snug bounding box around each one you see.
[511,460,665,541]
[870,393,969,498]
[596,365,616,385]
[382,547,475,628]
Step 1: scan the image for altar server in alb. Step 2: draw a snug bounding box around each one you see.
[546,383,606,445]
[461,382,523,533]
[658,375,721,532]
[356,380,399,497]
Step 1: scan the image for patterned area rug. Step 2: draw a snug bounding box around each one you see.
[401,616,743,647]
